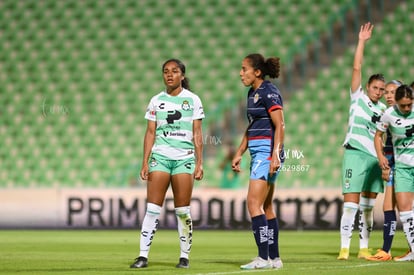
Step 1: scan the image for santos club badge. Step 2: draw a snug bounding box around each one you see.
[181,100,191,111]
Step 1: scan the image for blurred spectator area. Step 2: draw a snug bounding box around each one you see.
[0,0,412,188]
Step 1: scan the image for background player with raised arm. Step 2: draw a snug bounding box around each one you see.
[232,53,284,270]
[130,58,204,269]
[337,22,386,260]
[374,84,414,261]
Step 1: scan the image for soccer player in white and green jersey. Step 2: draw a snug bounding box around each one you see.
[337,22,386,260]
[130,59,204,269]
[374,84,414,261]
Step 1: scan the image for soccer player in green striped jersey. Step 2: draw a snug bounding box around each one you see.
[374,84,414,261]
[367,80,401,262]
[337,22,386,260]
[130,59,204,269]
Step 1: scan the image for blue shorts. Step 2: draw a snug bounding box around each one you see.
[385,155,395,187]
[386,168,394,187]
[248,139,282,184]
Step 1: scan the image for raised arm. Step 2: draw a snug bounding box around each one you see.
[351,22,374,93]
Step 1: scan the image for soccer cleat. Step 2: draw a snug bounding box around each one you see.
[337,248,349,260]
[357,248,372,259]
[393,250,411,261]
[176,257,189,268]
[269,257,283,269]
[366,249,391,261]
[130,256,148,268]
[240,257,271,270]
[393,251,414,262]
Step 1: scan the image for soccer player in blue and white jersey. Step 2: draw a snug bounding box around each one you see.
[374,84,414,262]
[232,53,284,270]
[337,22,387,260]
[130,59,204,269]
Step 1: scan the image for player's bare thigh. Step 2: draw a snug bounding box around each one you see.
[146,171,171,206]
[171,173,194,207]
[247,179,270,217]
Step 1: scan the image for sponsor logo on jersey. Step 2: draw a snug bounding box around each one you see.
[163,131,186,137]
[147,108,156,116]
[166,110,182,124]
[405,125,414,137]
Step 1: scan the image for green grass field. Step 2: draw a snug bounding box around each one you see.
[1,229,413,274]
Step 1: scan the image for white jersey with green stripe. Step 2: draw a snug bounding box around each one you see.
[145,88,204,160]
[377,105,414,168]
[343,86,386,157]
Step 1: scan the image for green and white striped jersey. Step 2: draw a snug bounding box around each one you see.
[343,86,386,157]
[145,88,204,159]
[377,105,414,168]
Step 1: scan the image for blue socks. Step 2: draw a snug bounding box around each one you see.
[382,210,397,252]
[252,214,268,260]
[267,218,280,259]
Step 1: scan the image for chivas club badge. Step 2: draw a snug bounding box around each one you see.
[253,93,259,103]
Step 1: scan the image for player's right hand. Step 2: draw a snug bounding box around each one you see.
[140,165,149,180]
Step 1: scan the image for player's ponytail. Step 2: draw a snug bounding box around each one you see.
[181,77,190,90]
[245,53,280,79]
[265,57,280,79]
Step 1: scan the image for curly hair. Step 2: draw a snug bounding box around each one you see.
[245,53,280,79]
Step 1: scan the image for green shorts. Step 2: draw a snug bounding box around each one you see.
[341,149,383,194]
[394,167,414,193]
[148,153,195,175]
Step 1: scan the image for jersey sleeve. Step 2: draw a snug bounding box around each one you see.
[350,85,363,100]
[262,89,283,113]
[192,94,205,120]
[377,111,390,133]
[144,96,157,121]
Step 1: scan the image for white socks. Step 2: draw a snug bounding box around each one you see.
[400,211,414,252]
[340,202,358,249]
[175,206,192,259]
[359,197,375,249]
[139,203,161,258]
[138,204,193,259]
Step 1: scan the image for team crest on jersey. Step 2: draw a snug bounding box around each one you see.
[344,179,350,189]
[181,100,191,111]
[149,158,158,167]
[253,93,259,103]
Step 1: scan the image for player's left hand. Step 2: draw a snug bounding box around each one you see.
[270,158,281,175]
[194,165,203,180]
